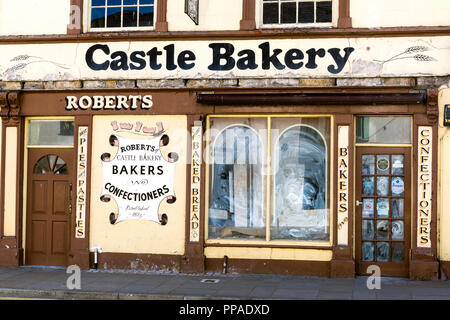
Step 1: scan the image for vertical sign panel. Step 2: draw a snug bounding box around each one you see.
[190,122,202,242]
[417,126,432,248]
[75,126,88,238]
[337,126,349,245]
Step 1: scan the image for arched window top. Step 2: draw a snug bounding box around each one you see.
[33,155,68,175]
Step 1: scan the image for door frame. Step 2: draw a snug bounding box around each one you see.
[23,117,76,266]
[354,146,412,277]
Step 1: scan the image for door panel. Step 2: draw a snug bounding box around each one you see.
[26,149,74,266]
[355,147,411,277]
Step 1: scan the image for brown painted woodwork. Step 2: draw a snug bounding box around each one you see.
[155,0,168,32]
[26,149,75,266]
[197,93,427,106]
[67,0,83,35]
[240,0,256,30]
[338,0,352,28]
[355,147,411,277]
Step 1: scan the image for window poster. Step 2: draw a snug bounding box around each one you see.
[99,120,178,226]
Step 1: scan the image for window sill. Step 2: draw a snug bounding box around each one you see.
[205,239,332,250]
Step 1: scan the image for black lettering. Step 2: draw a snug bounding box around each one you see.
[129,51,146,70]
[258,42,285,70]
[147,47,163,70]
[164,44,177,70]
[110,51,129,71]
[236,49,258,70]
[305,48,326,69]
[284,49,304,69]
[85,44,110,71]
[178,50,196,70]
[208,43,235,71]
[327,47,355,74]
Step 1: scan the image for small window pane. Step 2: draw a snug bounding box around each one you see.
[281,2,296,24]
[391,177,404,196]
[108,0,121,5]
[362,155,375,175]
[298,2,314,23]
[37,157,50,172]
[92,0,106,6]
[263,3,279,24]
[362,220,374,240]
[376,176,389,196]
[139,6,154,26]
[123,6,138,27]
[362,242,374,261]
[377,242,389,262]
[316,1,332,23]
[140,0,154,4]
[391,199,404,218]
[362,199,374,218]
[356,117,412,144]
[28,120,74,146]
[91,8,106,28]
[376,198,389,218]
[392,242,404,262]
[392,155,404,175]
[391,221,404,240]
[55,165,68,175]
[33,164,48,174]
[107,7,121,27]
[362,176,374,196]
[376,220,389,240]
[376,155,390,174]
[124,0,137,4]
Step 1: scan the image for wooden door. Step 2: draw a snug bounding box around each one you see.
[26,149,74,266]
[355,147,411,277]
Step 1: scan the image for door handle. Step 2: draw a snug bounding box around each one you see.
[68,203,72,215]
[356,200,362,206]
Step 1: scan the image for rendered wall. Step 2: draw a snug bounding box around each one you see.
[438,85,450,262]
[351,0,450,28]
[0,0,70,36]
[89,115,187,255]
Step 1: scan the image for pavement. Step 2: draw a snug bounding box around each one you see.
[0,266,449,300]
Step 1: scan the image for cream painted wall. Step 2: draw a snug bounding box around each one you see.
[89,115,187,255]
[205,247,332,261]
[0,0,70,36]
[167,0,241,31]
[351,0,450,28]
[438,85,450,261]
[3,127,17,236]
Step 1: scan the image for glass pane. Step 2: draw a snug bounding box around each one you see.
[377,242,390,262]
[209,121,266,240]
[356,116,411,144]
[48,155,57,171]
[55,165,68,175]
[28,121,74,146]
[316,1,332,23]
[391,177,404,196]
[362,220,374,240]
[298,2,314,23]
[392,155,404,175]
[362,155,374,175]
[33,164,47,174]
[107,7,121,27]
[123,6,137,27]
[37,156,50,172]
[362,176,374,196]
[272,124,328,240]
[362,242,374,261]
[91,8,106,28]
[362,198,374,218]
[108,0,121,5]
[391,198,404,218]
[92,0,105,6]
[376,198,389,218]
[391,221,404,240]
[376,220,389,240]
[377,176,389,196]
[280,2,296,23]
[139,6,154,26]
[376,155,389,174]
[392,242,404,262]
[263,3,279,24]
[140,0,154,4]
[124,0,137,4]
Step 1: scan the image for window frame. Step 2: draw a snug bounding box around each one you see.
[85,0,157,32]
[258,0,338,29]
[205,114,333,247]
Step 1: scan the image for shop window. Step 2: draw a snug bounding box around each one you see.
[28,120,75,146]
[207,116,330,242]
[356,116,412,144]
[89,0,155,31]
[261,0,334,27]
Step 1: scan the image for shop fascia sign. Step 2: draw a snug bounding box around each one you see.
[85,42,354,74]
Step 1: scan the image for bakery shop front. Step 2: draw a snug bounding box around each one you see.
[0,35,447,279]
